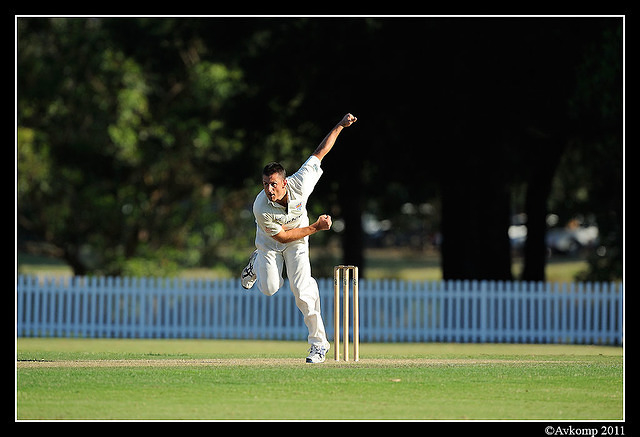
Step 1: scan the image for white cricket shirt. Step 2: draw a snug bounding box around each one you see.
[253,155,323,251]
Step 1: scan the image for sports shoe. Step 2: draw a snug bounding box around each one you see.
[305,344,329,364]
[241,250,258,289]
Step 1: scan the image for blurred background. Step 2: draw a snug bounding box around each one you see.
[16,16,623,282]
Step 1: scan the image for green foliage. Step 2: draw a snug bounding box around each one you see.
[16,17,623,280]
[16,127,52,198]
[17,18,251,276]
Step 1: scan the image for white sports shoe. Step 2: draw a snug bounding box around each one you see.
[241,250,258,289]
[306,344,329,364]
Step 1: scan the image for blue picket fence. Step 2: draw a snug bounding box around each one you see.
[16,275,623,345]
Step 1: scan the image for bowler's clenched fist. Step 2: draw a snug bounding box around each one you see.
[339,113,357,128]
[315,214,332,231]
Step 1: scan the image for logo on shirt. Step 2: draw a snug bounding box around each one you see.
[293,201,303,211]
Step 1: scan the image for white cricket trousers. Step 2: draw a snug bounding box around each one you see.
[254,239,329,349]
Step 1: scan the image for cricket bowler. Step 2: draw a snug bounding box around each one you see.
[241,113,357,363]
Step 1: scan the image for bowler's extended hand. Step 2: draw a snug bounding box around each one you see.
[339,113,357,128]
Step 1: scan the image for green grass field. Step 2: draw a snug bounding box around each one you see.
[16,338,623,421]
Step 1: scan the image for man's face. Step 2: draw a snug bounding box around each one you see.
[262,173,287,203]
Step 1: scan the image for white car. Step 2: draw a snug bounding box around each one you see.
[545,225,599,254]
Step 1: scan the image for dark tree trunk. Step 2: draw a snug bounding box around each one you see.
[337,158,365,276]
[441,158,513,281]
[521,136,567,281]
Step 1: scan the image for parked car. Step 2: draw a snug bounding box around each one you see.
[545,224,599,254]
[509,214,599,255]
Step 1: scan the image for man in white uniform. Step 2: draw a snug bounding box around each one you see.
[241,113,357,363]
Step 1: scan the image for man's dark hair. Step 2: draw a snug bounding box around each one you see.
[263,162,287,179]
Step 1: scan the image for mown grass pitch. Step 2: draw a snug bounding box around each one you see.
[16,338,623,421]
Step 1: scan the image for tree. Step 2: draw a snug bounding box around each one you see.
[519,18,622,282]
[17,18,248,276]
[431,18,622,282]
[17,17,622,282]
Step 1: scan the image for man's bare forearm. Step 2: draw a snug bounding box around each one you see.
[272,224,320,244]
[271,214,332,244]
[312,124,344,161]
[312,113,357,161]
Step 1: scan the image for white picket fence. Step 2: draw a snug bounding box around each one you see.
[16,275,623,345]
